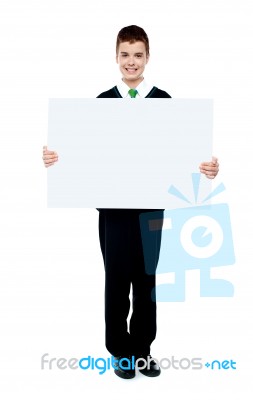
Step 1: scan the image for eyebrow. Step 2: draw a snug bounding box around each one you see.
[120,52,144,55]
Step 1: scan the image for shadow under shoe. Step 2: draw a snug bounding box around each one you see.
[113,356,136,379]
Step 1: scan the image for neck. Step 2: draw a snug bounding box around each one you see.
[122,76,144,89]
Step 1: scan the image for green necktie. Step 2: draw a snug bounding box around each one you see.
[128,88,138,98]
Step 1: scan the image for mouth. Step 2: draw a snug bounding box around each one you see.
[125,68,137,73]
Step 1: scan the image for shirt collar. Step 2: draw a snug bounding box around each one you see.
[117,78,153,98]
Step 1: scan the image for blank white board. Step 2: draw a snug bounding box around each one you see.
[47,99,212,208]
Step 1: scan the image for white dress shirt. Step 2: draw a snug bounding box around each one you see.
[116,78,153,98]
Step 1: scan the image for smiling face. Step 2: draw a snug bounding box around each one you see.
[116,41,149,88]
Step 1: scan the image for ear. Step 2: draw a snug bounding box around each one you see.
[116,54,119,64]
[146,53,150,64]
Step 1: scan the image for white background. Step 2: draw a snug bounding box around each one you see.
[0,0,252,399]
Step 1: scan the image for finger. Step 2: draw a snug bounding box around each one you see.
[42,154,58,161]
[204,171,216,178]
[43,158,58,166]
[199,162,212,167]
[42,153,58,160]
[43,150,57,155]
[212,156,218,164]
[200,165,217,172]
[200,159,219,167]
[199,167,218,177]
[45,162,55,168]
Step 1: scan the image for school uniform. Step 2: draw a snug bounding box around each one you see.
[97,79,171,357]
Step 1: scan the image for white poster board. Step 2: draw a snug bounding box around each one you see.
[47,99,212,208]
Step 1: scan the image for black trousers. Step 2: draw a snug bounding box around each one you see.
[98,209,163,357]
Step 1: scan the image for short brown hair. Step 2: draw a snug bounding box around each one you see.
[116,25,150,56]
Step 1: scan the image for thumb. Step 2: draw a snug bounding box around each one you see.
[43,145,47,152]
[212,156,218,164]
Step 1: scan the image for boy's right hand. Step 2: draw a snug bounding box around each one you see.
[42,146,58,168]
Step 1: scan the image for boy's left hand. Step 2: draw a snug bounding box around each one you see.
[199,156,219,179]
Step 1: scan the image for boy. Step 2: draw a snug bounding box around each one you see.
[43,25,219,379]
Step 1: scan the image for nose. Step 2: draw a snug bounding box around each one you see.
[128,57,135,65]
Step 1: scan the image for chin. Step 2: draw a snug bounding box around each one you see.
[125,73,138,79]
[127,76,138,81]
[125,73,141,80]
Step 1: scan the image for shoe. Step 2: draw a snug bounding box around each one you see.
[113,356,136,379]
[136,355,161,377]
